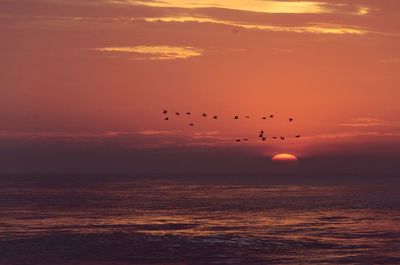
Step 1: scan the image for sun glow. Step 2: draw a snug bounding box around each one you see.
[272,153,298,162]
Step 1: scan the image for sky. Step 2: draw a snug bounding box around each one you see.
[0,0,399,179]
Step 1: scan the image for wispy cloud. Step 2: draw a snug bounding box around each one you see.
[136,129,179,136]
[340,118,388,127]
[94,45,203,60]
[111,0,359,15]
[303,131,400,141]
[145,16,367,35]
[0,131,127,140]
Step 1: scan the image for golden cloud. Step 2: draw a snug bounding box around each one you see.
[145,16,367,35]
[95,46,203,60]
[114,0,341,14]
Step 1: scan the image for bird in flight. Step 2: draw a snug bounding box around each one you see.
[243,138,249,141]
[289,118,293,122]
[234,115,239,119]
[163,110,168,114]
[295,134,301,138]
[270,115,274,118]
[262,137,266,141]
[189,123,194,126]
[175,112,180,116]
[245,116,251,118]
[202,113,207,117]
[272,136,277,139]
[280,136,285,140]
[262,117,267,120]
[186,112,191,115]
[236,139,241,142]
[164,117,169,121]
[213,115,218,119]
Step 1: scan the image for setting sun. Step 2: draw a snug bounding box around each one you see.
[272,153,298,162]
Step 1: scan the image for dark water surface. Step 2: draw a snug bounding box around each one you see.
[1,177,400,264]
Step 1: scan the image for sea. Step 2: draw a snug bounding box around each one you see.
[1,176,400,264]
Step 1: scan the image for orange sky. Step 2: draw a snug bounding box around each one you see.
[1,0,400,170]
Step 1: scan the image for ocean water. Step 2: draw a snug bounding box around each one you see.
[1,178,400,265]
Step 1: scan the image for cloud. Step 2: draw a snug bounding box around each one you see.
[307,131,381,140]
[304,131,400,141]
[94,46,203,60]
[339,118,389,127]
[145,16,367,35]
[0,131,127,140]
[111,0,364,15]
[193,131,220,137]
[136,129,179,136]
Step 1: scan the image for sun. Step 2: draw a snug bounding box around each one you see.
[272,153,298,162]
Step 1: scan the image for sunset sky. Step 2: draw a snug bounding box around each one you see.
[1,0,399,178]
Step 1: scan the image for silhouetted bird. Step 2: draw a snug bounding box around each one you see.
[296,134,301,138]
[289,118,293,122]
[163,110,167,114]
[189,123,194,126]
[262,137,266,141]
[164,117,169,120]
[236,139,241,142]
[243,138,249,141]
[281,136,285,140]
[186,112,191,115]
[272,136,277,139]
[175,112,180,116]
[259,134,263,138]
[245,116,251,118]
[213,115,218,119]
[260,130,264,134]
[270,115,274,118]
[202,113,207,117]
[234,116,239,119]
[262,117,266,120]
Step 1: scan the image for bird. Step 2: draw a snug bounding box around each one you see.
[236,139,241,142]
[289,118,293,122]
[186,112,191,115]
[243,138,249,141]
[262,137,266,141]
[259,134,264,138]
[164,117,169,121]
[202,113,207,117]
[260,130,264,134]
[280,136,285,140]
[245,116,251,118]
[163,109,167,114]
[270,115,274,118]
[262,117,267,120]
[175,112,180,116]
[295,134,301,138]
[213,115,218,119]
[272,136,277,139]
[189,123,194,126]
[234,116,239,120]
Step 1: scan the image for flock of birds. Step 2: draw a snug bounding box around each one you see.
[161,109,301,142]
